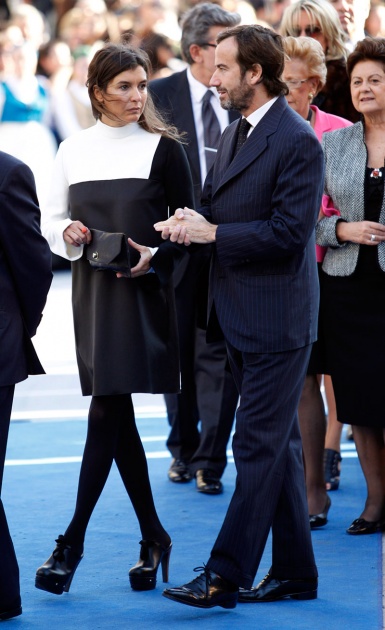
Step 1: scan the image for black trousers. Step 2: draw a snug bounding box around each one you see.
[0,384,20,607]
[207,344,317,588]
[165,250,238,477]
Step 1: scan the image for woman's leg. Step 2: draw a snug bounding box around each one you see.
[323,375,343,490]
[64,395,123,547]
[352,425,385,522]
[324,375,343,452]
[114,396,170,547]
[298,374,328,515]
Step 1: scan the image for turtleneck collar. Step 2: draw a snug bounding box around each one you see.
[95,119,141,139]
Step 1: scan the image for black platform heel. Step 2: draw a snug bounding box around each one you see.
[35,535,83,595]
[129,540,172,591]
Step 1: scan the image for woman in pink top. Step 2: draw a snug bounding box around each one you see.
[282,36,352,528]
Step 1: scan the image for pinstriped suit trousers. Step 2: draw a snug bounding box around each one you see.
[206,343,317,588]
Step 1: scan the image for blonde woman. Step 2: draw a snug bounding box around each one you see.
[281,0,359,121]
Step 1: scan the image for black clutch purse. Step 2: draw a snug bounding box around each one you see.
[85,229,132,276]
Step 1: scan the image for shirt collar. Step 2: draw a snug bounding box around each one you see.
[186,66,219,104]
[245,96,279,130]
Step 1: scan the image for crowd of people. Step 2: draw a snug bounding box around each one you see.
[1,0,385,621]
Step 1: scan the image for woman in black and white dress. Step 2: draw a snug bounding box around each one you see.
[36,43,194,596]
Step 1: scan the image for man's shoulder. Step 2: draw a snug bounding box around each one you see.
[0,150,32,185]
[150,70,188,96]
[0,150,23,170]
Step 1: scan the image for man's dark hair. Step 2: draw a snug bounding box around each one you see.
[217,24,288,97]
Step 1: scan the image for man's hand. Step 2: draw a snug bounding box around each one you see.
[154,207,217,245]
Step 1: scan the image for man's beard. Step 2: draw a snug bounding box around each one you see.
[220,79,254,112]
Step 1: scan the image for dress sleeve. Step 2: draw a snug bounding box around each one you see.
[151,137,195,284]
[41,142,83,261]
[163,137,195,212]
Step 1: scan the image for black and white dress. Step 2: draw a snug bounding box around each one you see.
[42,120,194,396]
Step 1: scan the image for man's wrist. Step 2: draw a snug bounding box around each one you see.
[210,225,218,242]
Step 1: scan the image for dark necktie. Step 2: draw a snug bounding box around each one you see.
[202,89,221,172]
[233,117,251,158]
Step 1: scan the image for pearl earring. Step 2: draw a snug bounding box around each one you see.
[309,93,314,101]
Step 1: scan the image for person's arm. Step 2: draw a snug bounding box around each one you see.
[156,128,325,264]
[0,159,52,336]
[41,143,90,260]
[150,138,197,284]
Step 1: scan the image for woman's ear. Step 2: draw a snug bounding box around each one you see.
[93,84,104,103]
[308,77,320,96]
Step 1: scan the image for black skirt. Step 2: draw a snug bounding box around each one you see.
[320,268,385,427]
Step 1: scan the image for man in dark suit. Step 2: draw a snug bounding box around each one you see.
[155,25,324,609]
[150,3,240,494]
[0,152,52,620]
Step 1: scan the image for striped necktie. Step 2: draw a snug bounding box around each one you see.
[202,89,221,172]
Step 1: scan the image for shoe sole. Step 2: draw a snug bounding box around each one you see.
[239,590,317,603]
[35,557,82,595]
[162,590,237,609]
[129,576,156,591]
[0,606,22,621]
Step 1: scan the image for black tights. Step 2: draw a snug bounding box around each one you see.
[64,394,170,549]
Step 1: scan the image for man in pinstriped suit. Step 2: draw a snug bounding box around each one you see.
[156,25,324,609]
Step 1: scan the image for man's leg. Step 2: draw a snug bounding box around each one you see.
[188,329,238,484]
[0,385,21,612]
[206,344,317,588]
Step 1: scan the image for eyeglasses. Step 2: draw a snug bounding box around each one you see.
[200,42,217,48]
[285,79,309,89]
[292,25,322,37]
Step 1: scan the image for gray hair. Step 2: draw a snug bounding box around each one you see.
[180,2,240,65]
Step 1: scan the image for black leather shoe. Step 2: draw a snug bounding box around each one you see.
[195,470,223,495]
[129,540,172,590]
[168,459,192,483]
[238,574,318,602]
[346,517,385,535]
[0,596,22,621]
[163,566,238,609]
[35,535,83,595]
[309,494,331,529]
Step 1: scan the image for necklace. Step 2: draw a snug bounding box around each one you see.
[370,167,383,178]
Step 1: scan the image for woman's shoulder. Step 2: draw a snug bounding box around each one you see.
[323,120,363,145]
[59,124,96,150]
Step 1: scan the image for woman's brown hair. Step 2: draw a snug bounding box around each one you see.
[87,42,182,141]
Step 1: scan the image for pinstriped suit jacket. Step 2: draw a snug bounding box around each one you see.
[200,96,325,354]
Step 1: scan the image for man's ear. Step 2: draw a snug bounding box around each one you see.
[189,43,204,64]
[248,63,263,85]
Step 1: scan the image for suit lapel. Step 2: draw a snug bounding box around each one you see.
[213,97,286,195]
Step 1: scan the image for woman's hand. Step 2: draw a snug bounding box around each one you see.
[63,221,92,247]
[336,220,385,245]
[116,238,152,279]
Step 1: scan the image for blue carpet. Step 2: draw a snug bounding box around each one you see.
[3,414,382,630]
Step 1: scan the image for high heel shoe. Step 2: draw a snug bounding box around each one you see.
[309,494,331,529]
[324,448,342,491]
[129,540,172,591]
[35,535,83,595]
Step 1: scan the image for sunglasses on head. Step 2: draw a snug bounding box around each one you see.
[292,25,322,37]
